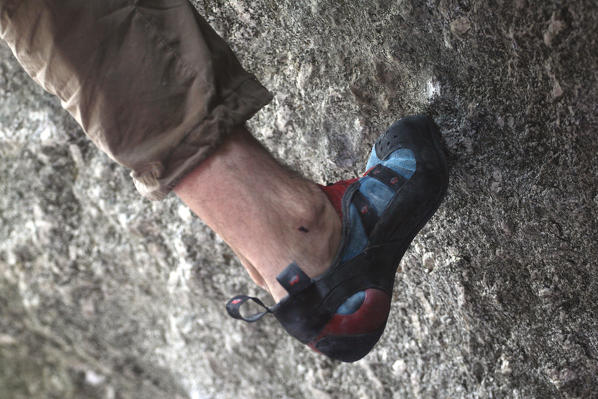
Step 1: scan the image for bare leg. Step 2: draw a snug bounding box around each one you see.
[174,126,341,301]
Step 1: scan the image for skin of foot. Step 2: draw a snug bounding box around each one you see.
[173,126,341,302]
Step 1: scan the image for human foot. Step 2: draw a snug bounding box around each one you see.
[227,115,449,362]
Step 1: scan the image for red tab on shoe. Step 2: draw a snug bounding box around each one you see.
[276,262,312,295]
[318,178,358,219]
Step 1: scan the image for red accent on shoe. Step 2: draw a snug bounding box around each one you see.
[318,178,358,218]
[289,275,300,286]
[391,177,399,185]
[361,205,368,214]
[231,299,242,305]
[308,289,390,352]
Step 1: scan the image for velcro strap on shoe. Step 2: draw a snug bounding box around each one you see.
[368,164,407,191]
[226,295,272,322]
[351,190,378,235]
[277,262,312,295]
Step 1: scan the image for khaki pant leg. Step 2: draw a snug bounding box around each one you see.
[0,0,272,199]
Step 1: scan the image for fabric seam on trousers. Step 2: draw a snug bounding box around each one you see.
[0,0,24,40]
[132,1,201,82]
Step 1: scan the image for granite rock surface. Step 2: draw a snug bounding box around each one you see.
[1,1,597,398]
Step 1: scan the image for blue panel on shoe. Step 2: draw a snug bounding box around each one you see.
[341,204,368,262]
[365,147,416,179]
[385,157,416,179]
[336,291,366,315]
[358,177,394,215]
[365,144,380,171]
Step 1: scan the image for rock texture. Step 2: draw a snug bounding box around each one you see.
[1,0,597,398]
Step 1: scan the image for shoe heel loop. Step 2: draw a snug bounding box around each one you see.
[225,295,272,323]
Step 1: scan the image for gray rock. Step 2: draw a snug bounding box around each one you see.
[1,0,597,398]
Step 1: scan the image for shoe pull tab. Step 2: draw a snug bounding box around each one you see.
[226,295,272,323]
[276,262,312,295]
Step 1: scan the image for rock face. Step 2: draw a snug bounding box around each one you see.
[1,0,597,398]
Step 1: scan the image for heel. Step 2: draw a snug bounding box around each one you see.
[311,328,386,362]
[307,288,391,362]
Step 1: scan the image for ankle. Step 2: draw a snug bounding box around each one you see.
[266,183,341,301]
[289,182,339,236]
[173,127,341,302]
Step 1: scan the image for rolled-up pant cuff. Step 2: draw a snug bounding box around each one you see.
[0,0,273,200]
[132,76,272,200]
